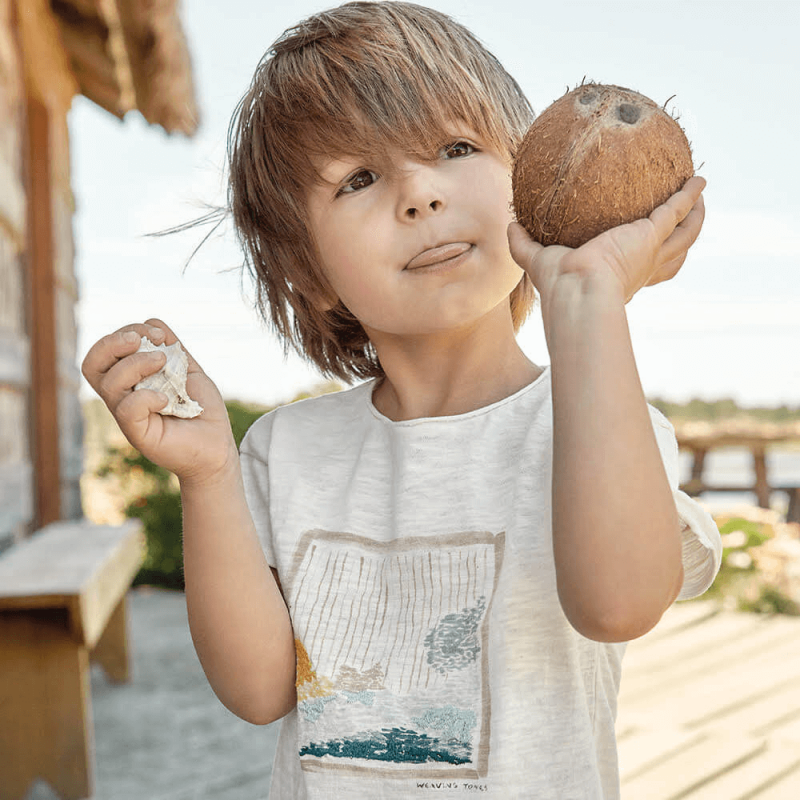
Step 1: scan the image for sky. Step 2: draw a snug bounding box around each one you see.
[70,0,800,408]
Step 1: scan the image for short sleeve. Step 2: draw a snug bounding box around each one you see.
[648,405,723,600]
[239,409,279,568]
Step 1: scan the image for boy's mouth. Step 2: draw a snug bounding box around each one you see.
[405,242,472,270]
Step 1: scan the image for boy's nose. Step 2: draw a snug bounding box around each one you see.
[404,199,443,219]
[397,163,445,221]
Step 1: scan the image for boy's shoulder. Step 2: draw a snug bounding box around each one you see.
[277,380,374,422]
[241,380,374,454]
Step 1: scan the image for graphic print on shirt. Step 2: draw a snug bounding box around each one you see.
[285,529,505,779]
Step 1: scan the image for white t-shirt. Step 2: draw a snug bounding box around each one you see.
[240,369,721,799]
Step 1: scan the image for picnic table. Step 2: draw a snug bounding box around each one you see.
[675,421,800,522]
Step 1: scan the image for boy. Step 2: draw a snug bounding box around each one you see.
[82,2,722,797]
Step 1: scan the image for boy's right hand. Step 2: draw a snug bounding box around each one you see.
[81,318,238,487]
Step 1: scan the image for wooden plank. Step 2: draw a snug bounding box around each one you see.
[771,712,800,747]
[685,744,800,800]
[16,0,78,108]
[0,157,25,247]
[753,449,770,508]
[58,386,85,520]
[693,679,800,740]
[620,613,785,705]
[78,523,143,647]
[0,609,93,800]
[621,734,765,800]
[622,611,762,678]
[0,329,28,386]
[632,600,719,643]
[754,763,800,800]
[0,0,25,252]
[0,520,143,646]
[622,631,800,729]
[618,607,800,800]
[0,520,142,598]
[617,726,705,783]
[0,457,33,543]
[90,595,130,682]
[25,95,60,527]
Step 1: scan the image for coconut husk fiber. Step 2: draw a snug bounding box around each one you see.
[512,83,694,248]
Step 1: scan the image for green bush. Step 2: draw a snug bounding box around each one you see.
[699,515,800,616]
[99,400,271,590]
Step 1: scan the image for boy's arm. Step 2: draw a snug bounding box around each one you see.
[82,319,296,723]
[543,272,684,642]
[509,178,706,643]
[181,464,297,724]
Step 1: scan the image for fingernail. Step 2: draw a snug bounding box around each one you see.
[149,327,165,341]
[123,331,139,343]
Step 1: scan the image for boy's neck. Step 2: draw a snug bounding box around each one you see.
[369,307,542,421]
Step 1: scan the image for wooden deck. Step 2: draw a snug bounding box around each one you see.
[617,601,800,799]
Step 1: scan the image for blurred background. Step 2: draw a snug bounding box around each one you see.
[2,2,800,798]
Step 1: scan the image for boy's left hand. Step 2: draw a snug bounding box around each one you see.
[508,176,706,305]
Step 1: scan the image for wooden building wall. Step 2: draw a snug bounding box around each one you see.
[0,0,31,548]
[0,0,82,550]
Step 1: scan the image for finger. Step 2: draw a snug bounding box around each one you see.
[81,322,167,391]
[98,347,168,411]
[143,317,204,374]
[649,176,706,243]
[645,253,688,287]
[114,388,168,443]
[143,317,178,345]
[507,221,545,273]
[657,194,705,268]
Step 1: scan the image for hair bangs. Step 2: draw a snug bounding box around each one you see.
[266,2,528,168]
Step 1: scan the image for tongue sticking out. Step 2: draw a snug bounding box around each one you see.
[406,242,471,270]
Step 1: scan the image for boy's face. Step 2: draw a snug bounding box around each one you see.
[305,126,524,345]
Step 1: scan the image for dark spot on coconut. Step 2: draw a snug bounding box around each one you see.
[617,103,641,124]
[579,92,597,105]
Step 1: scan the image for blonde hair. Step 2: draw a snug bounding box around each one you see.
[228,1,535,382]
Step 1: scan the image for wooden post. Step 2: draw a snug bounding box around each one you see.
[25,95,61,527]
[90,595,132,683]
[17,0,80,530]
[752,447,770,509]
[787,488,800,524]
[0,610,94,800]
[685,448,707,496]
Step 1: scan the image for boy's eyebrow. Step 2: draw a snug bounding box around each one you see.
[311,153,371,186]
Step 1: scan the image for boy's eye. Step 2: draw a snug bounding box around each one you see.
[442,141,475,159]
[337,169,378,196]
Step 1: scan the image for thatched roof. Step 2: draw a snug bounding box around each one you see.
[50,0,199,135]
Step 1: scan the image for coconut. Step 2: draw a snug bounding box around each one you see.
[512,83,694,248]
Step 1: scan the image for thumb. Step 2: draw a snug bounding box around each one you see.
[507,221,544,274]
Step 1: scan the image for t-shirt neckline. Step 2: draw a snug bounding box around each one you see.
[365,366,550,426]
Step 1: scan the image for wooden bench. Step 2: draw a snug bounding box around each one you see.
[0,519,144,800]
